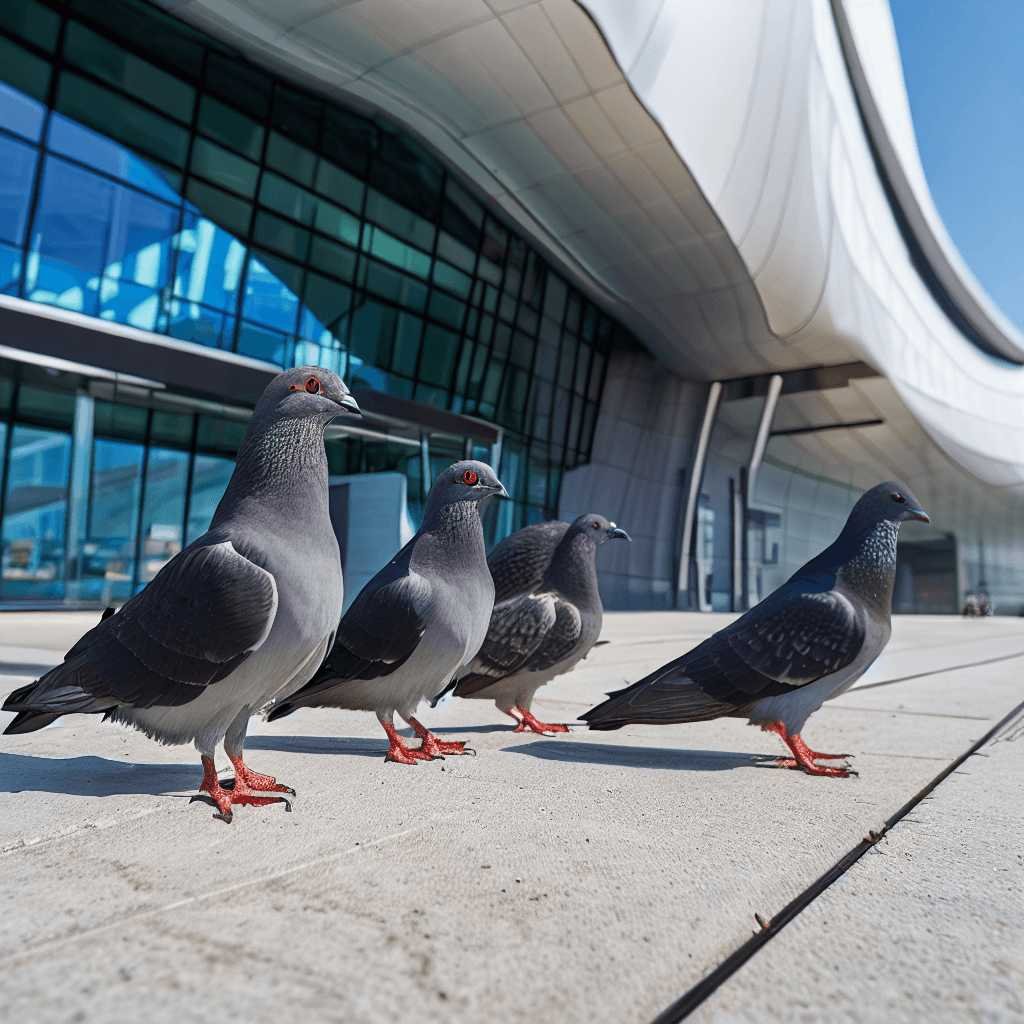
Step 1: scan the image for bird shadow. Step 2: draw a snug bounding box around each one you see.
[246,735,387,758]
[0,752,199,797]
[506,740,773,773]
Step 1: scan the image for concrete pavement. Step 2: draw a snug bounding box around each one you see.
[0,611,1021,1023]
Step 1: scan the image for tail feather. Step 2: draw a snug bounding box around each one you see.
[265,700,297,723]
[429,677,459,708]
[2,672,114,733]
[4,710,62,735]
[581,673,737,730]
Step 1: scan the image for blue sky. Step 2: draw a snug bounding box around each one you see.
[890,0,1024,331]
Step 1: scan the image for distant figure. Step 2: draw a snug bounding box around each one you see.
[962,591,981,617]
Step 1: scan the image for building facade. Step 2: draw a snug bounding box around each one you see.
[0,0,1022,614]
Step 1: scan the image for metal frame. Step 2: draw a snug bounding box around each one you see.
[676,380,722,609]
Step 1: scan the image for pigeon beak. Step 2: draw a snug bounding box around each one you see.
[337,393,362,416]
[607,526,631,541]
[907,507,930,524]
[489,482,509,499]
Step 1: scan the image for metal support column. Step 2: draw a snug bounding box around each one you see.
[675,381,722,609]
[741,373,783,609]
[64,391,95,602]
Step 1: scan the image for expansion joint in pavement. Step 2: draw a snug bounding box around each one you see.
[648,695,1024,1024]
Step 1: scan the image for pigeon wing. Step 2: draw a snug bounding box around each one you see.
[8,541,278,715]
[522,597,583,672]
[584,587,864,726]
[454,592,556,696]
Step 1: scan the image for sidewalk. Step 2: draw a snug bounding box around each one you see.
[1,612,1021,1023]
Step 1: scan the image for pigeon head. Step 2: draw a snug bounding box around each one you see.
[846,481,930,531]
[255,366,361,425]
[428,460,507,508]
[570,513,631,547]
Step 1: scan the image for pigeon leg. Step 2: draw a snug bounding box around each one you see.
[382,717,435,764]
[765,722,857,778]
[407,716,474,757]
[761,721,850,760]
[189,756,234,823]
[512,706,570,735]
[225,754,295,811]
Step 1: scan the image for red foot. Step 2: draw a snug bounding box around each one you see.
[408,717,475,757]
[226,755,294,810]
[762,721,857,778]
[190,756,235,823]
[382,719,438,765]
[511,707,570,735]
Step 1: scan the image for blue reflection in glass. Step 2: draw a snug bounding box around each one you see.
[48,113,180,202]
[84,438,144,601]
[1,424,72,600]
[0,82,45,142]
[0,134,39,247]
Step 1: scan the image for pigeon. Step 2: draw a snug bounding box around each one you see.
[444,514,630,734]
[266,460,506,763]
[3,366,361,821]
[487,519,571,602]
[582,482,930,777]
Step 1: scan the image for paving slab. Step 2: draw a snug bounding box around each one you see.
[0,613,1020,1023]
[694,710,1024,1024]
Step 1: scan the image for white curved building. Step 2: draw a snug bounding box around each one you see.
[0,0,1019,612]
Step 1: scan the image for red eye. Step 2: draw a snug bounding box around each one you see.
[305,376,321,394]
[462,469,479,485]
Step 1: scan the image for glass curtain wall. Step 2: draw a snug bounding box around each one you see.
[0,0,632,529]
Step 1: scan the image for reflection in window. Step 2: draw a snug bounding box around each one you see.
[0,3,628,537]
[1,424,71,600]
[85,438,144,601]
[138,446,189,583]
[186,454,233,544]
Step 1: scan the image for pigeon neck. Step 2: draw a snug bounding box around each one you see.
[421,499,485,548]
[834,519,900,609]
[214,415,329,525]
[544,530,600,606]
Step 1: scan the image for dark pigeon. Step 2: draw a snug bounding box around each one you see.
[266,460,506,764]
[444,514,629,734]
[487,519,570,603]
[582,482,930,777]
[3,367,361,820]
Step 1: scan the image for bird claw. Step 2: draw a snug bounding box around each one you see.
[189,791,234,824]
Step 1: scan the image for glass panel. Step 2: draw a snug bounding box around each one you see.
[266,131,316,186]
[84,437,145,600]
[138,446,189,583]
[1,425,71,600]
[0,134,37,246]
[241,251,301,333]
[0,37,51,104]
[315,158,365,214]
[48,113,180,202]
[57,72,189,167]
[0,80,46,141]
[0,0,60,51]
[419,324,459,387]
[64,21,194,123]
[27,156,112,316]
[186,453,233,543]
[260,172,318,226]
[173,206,246,311]
[185,179,251,237]
[198,95,264,161]
[191,137,259,198]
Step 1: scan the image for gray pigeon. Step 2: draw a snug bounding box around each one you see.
[266,460,505,763]
[487,519,571,602]
[445,514,630,734]
[3,366,360,821]
[583,482,929,777]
